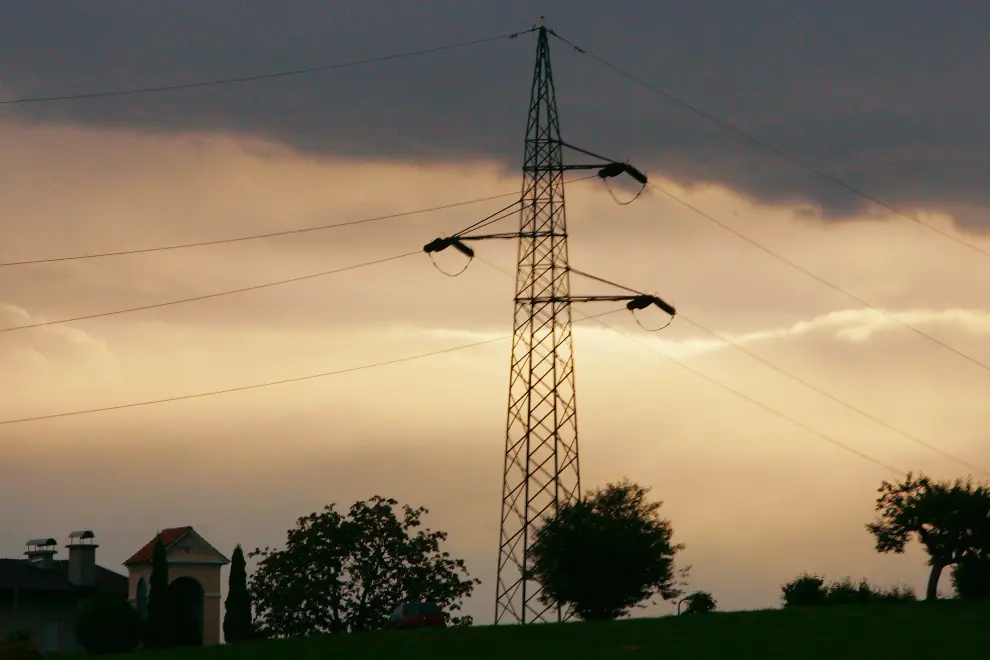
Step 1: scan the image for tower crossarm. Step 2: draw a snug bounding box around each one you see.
[520,294,676,316]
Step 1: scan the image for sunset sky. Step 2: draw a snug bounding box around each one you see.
[2,1,989,623]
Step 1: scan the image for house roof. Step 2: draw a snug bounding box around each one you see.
[0,559,128,596]
[123,526,229,566]
[123,527,193,566]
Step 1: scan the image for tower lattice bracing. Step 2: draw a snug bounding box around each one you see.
[495,26,578,626]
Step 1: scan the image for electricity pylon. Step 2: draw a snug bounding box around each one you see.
[423,23,674,625]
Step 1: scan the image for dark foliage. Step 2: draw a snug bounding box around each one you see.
[866,472,990,600]
[781,573,916,607]
[75,594,142,654]
[951,559,990,600]
[0,641,42,660]
[528,479,686,621]
[224,544,256,643]
[781,573,828,607]
[248,495,479,636]
[143,538,174,648]
[681,591,717,614]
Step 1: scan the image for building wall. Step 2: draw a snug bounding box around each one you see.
[127,562,225,646]
[0,594,83,653]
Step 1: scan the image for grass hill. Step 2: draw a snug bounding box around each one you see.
[114,601,988,659]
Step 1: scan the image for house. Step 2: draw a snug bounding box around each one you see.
[124,526,230,646]
[0,526,230,652]
[0,532,128,653]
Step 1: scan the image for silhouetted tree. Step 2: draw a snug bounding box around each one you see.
[528,479,686,621]
[224,544,255,643]
[143,538,174,648]
[951,558,990,600]
[866,473,990,600]
[681,591,717,614]
[75,594,142,654]
[248,495,479,636]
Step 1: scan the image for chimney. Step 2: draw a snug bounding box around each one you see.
[67,530,99,587]
[24,538,58,568]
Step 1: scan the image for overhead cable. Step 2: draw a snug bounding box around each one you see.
[0,309,623,426]
[475,254,903,475]
[1,29,535,105]
[650,181,990,377]
[549,29,990,259]
[0,252,418,333]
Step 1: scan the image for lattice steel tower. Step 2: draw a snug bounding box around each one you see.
[494,25,579,625]
[422,23,672,626]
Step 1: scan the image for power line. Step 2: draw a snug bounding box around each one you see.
[0,252,417,333]
[649,180,990,377]
[675,312,989,477]
[474,254,903,475]
[584,312,904,475]
[0,175,600,268]
[0,309,622,427]
[0,192,520,267]
[549,30,990,260]
[0,29,534,106]
[487,253,986,473]
[0,339,503,426]
[1,176,604,331]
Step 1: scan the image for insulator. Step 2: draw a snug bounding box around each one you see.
[597,162,626,179]
[653,296,676,316]
[626,294,676,316]
[451,239,476,258]
[626,295,653,311]
[424,238,448,253]
[624,165,648,185]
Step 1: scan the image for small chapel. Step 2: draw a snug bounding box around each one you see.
[124,526,230,646]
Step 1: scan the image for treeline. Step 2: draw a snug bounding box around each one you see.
[781,574,916,607]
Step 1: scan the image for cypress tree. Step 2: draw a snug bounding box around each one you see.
[223,544,255,642]
[143,537,173,648]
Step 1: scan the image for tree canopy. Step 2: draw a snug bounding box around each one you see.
[866,473,990,600]
[528,479,686,621]
[248,495,478,636]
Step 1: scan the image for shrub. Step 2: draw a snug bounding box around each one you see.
[824,577,873,605]
[951,559,990,600]
[781,573,827,607]
[75,594,143,654]
[681,591,717,614]
[782,573,916,607]
[872,584,917,602]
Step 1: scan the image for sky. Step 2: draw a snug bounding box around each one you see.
[2,0,990,626]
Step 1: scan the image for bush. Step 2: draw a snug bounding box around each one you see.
[872,584,917,602]
[952,559,990,600]
[781,573,827,607]
[782,573,915,607]
[75,594,143,654]
[681,591,717,614]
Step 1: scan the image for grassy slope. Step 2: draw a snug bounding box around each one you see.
[119,602,989,660]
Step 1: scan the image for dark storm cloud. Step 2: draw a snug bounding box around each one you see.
[1,0,988,225]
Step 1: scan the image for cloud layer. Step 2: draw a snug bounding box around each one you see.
[2,1,988,225]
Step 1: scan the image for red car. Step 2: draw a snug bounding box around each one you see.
[385,602,448,629]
